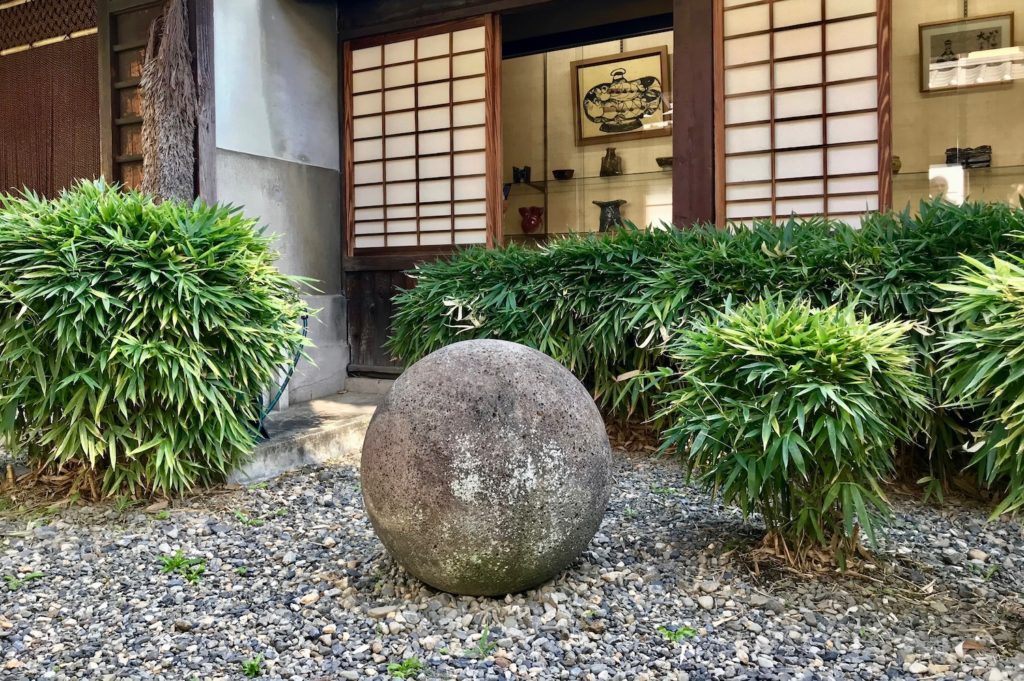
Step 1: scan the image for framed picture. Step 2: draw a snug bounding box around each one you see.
[570,46,671,147]
[919,13,1015,92]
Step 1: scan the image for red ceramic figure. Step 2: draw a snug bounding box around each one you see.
[519,206,544,234]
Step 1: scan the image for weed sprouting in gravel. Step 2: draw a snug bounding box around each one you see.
[233,510,265,527]
[4,571,44,591]
[386,657,423,678]
[159,550,206,584]
[658,625,697,643]
[241,655,264,678]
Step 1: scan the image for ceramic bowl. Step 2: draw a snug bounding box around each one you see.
[656,156,673,170]
[552,169,574,180]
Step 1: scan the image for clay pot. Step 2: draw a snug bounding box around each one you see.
[519,206,544,234]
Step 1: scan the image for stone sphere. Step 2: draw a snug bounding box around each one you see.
[361,339,612,596]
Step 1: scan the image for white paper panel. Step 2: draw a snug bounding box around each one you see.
[453,126,486,151]
[725,124,771,154]
[724,35,770,66]
[384,87,415,111]
[420,179,451,202]
[419,155,451,179]
[384,40,415,65]
[418,83,449,107]
[775,88,822,118]
[727,201,773,219]
[453,76,485,102]
[723,4,769,37]
[453,51,486,77]
[775,119,823,148]
[353,93,382,116]
[354,221,385,235]
[385,111,416,135]
[726,154,772,182]
[776,149,823,179]
[826,16,876,52]
[455,151,486,176]
[354,235,386,249]
[352,46,381,71]
[421,217,452,231]
[419,131,450,155]
[825,79,877,112]
[827,143,878,174]
[418,107,450,131]
[453,26,485,52]
[777,179,824,197]
[421,232,454,246]
[352,69,382,93]
[418,57,450,82]
[387,182,417,204]
[385,135,416,158]
[388,233,419,247]
[828,194,878,213]
[420,203,452,217]
[417,33,450,59]
[387,205,417,219]
[454,230,488,245]
[386,159,417,181]
[842,214,864,228]
[388,220,418,234]
[725,64,771,95]
[825,0,875,20]
[354,185,383,207]
[775,57,822,89]
[725,94,771,124]
[385,63,415,88]
[726,183,771,201]
[454,176,486,200]
[355,208,384,221]
[774,0,821,27]
[774,26,821,60]
[826,49,876,81]
[827,111,877,144]
[353,116,382,139]
[829,174,878,194]
[354,162,383,185]
[353,139,382,162]
[453,101,486,127]
[455,200,487,215]
[776,197,824,215]
[455,215,486,231]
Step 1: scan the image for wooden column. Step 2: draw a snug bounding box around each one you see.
[672,0,716,227]
[189,0,216,202]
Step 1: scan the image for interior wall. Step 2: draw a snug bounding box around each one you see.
[214,0,346,405]
[502,30,674,239]
[892,0,1024,209]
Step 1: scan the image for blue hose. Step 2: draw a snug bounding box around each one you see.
[255,314,309,440]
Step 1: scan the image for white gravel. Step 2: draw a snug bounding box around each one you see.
[1,452,1022,680]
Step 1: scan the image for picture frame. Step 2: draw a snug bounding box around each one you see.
[570,46,671,147]
[919,13,1015,93]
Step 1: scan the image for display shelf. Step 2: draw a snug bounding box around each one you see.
[505,169,673,193]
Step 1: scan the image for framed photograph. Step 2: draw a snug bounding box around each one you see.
[570,46,671,147]
[919,13,1015,92]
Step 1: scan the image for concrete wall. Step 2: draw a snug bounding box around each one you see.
[214,0,346,406]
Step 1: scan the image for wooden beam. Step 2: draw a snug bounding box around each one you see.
[672,0,716,228]
[189,0,216,202]
[877,0,893,212]
[338,0,550,40]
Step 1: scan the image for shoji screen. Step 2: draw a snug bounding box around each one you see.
[717,0,890,227]
[344,17,501,255]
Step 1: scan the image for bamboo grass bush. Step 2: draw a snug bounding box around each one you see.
[938,246,1024,516]
[0,180,309,496]
[649,299,929,560]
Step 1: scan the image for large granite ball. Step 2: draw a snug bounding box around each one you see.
[361,339,612,596]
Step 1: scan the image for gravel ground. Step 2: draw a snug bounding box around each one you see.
[1,452,1022,681]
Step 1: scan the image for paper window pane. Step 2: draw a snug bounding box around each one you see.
[384,40,415,64]
[826,16,876,52]
[726,124,771,154]
[453,51,486,77]
[420,203,452,217]
[454,230,487,245]
[386,158,417,182]
[774,0,821,28]
[420,217,452,231]
[353,115,382,139]
[726,154,772,182]
[352,69,382,93]
[388,233,418,247]
[387,219,418,234]
[829,174,878,194]
[826,49,876,81]
[421,232,454,246]
[454,76,485,102]
[453,126,486,150]
[723,4,769,37]
[385,135,416,158]
[355,235,386,249]
[419,155,451,179]
[387,205,417,219]
[774,26,821,60]
[417,33,450,59]
[354,221,385,235]
[387,182,417,204]
[418,57,450,82]
[828,144,878,175]
[828,194,878,213]
[353,93,382,116]
[825,79,877,112]
[453,27,485,52]
[419,131,451,155]
[726,183,771,201]
[453,101,486,127]
[385,63,415,88]
[775,57,822,89]
[727,201,773,219]
[385,111,416,135]
[354,185,383,207]
[352,46,381,71]
[825,0,875,20]
[775,119,823,148]
[354,162,383,185]
[455,151,486,176]
[455,200,487,215]
[827,112,877,144]
[384,87,415,111]
[775,88,823,118]
[355,208,384,221]
[353,139,382,162]
[724,35,770,66]
[454,176,486,200]
[419,83,450,107]
[418,107,451,131]
[776,149,824,179]
[776,198,824,215]
[776,179,825,197]
[420,179,452,203]
[725,64,770,95]
[455,215,486,231]
[725,94,771,124]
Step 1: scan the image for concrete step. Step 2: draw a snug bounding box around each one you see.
[345,376,396,395]
[228,392,381,485]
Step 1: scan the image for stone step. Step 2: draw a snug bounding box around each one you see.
[344,376,396,395]
[228,392,381,485]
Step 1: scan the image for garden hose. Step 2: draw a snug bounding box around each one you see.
[255,314,309,440]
